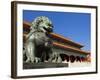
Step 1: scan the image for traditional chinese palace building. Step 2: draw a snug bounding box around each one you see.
[23,21,91,66]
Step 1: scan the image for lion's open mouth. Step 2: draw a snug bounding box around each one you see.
[43,27,53,32]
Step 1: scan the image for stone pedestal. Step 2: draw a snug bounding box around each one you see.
[23,62,68,69]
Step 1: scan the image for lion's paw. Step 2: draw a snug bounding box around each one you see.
[34,57,41,63]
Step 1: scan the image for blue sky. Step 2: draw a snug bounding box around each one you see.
[23,10,91,51]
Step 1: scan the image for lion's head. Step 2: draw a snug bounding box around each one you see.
[31,16,53,32]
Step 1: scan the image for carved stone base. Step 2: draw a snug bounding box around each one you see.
[23,62,68,69]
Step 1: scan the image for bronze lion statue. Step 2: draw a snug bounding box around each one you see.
[24,16,62,63]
